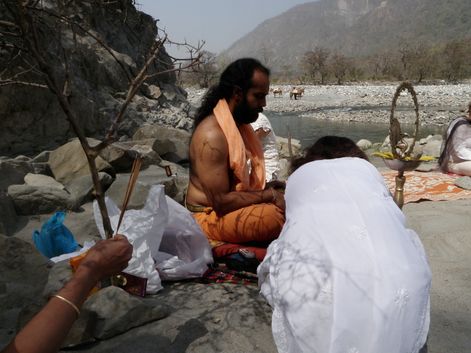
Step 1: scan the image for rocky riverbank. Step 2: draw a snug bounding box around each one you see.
[186,83,471,126]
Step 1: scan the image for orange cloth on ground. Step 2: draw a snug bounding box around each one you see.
[192,203,285,244]
[213,99,266,191]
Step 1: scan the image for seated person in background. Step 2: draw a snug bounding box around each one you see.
[438,101,471,175]
[186,58,285,250]
[258,136,431,353]
[2,236,132,353]
[251,112,280,182]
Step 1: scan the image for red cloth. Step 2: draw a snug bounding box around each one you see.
[212,243,267,262]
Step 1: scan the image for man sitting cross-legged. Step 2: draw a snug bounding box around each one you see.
[186,58,285,254]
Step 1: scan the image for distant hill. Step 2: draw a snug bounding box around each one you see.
[222,0,471,73]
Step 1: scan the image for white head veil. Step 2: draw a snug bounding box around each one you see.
[258,157,431,353]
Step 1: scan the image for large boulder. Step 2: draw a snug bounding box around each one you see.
[7,184,76,215]
[0,158,35,191]
[132,125,191,163]
[0,1,187,157]
[106,163,188,208]
[0,192,18,236]
[277,136,302,159]
[48,139,114,185]
[0,235,49,347]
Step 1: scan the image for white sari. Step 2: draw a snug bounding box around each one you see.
[258,157,431,353]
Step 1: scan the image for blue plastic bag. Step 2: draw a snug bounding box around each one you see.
[33,211,78,258]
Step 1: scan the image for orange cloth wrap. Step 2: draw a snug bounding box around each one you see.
[193,203,284,244]
[213,99,266,191]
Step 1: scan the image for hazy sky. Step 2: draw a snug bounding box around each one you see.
[137,1,312,56]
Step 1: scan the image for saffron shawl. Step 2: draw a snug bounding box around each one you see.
[213,99,265,191]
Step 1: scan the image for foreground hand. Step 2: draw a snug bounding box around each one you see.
[79,235,133,280]
[272,189,286,211]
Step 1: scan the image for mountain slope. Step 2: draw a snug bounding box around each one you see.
[222,0,471,72]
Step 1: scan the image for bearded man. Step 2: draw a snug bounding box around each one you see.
[186,58,285,247]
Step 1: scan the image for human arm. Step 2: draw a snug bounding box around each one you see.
[2,235,132,353]
[191,122,284,216]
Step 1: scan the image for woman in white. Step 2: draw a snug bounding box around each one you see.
[258,136,431,353]
[439,102,471,176]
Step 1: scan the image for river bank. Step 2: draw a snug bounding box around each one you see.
[186,83,471,127]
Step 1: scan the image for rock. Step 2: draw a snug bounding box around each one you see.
[357,139,372,150]
[0,159,34,191]
[65,172,114,206]
[31,151,51,163]
[455,176,471,190]
[106,164,188,208]
[422,140,443,158]
[133,125,190,163]
[7,184,76,215]
[0,1,182,157]
[277,136,302,159]
[24,173,65,190]
[0,235,49,347]
[84,286,169,340]
[278,158,290,181]
[48,138,114,185]
[0,192,18,236]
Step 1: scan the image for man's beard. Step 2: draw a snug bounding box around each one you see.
[233,98,260,125]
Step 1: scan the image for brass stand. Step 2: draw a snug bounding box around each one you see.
[393,171,406,209]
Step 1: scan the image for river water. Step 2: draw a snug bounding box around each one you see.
[266,111,445,148]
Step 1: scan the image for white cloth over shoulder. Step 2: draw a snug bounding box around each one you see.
[251,113,280,181]
[258,157,431,353]
[94,185,213,294]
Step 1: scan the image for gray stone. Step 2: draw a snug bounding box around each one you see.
[24,173,65,190]
[0,235,49,347]
[106,164,188,208]
[84,286,169,340]
[7,184,76,215]
[357,139,372,150]
[455,176,471,190]
[0,1,183,157]
[48,139,115,184]
[133,125,190,163]
[278,158,290,181]
[0,159,34,191]
[31,150,51,163]
[422,140,443,158]
[277,136,302,159]
[0,191,18,236]
[65,172,114,207]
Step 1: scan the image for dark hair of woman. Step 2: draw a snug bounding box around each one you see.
[193,58,270,130]
[291,136,369,173]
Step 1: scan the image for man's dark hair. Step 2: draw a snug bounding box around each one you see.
[193,58,270,129]
[291,136,369,172]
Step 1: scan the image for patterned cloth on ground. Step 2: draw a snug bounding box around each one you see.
[381,170,471,203]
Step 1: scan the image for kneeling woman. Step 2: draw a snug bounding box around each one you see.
[258,136,431,353]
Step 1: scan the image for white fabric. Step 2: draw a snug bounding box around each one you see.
[94,185,213,294]
[258,157,431,353]
[251,113,280,181]
[445,117,471,162]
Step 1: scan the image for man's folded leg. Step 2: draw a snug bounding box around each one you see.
[193,203,285,244]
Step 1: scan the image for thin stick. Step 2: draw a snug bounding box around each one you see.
[114,156,142,237]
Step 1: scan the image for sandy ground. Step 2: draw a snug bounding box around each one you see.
[404,199,471,353]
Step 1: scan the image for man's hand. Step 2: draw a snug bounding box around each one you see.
[266,180,286,192]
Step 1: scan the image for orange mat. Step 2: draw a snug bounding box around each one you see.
[381,170,471,204]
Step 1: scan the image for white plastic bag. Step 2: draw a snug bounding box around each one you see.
[93,184,213,293]
[94,185,168,294]
[156,196,213,280]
